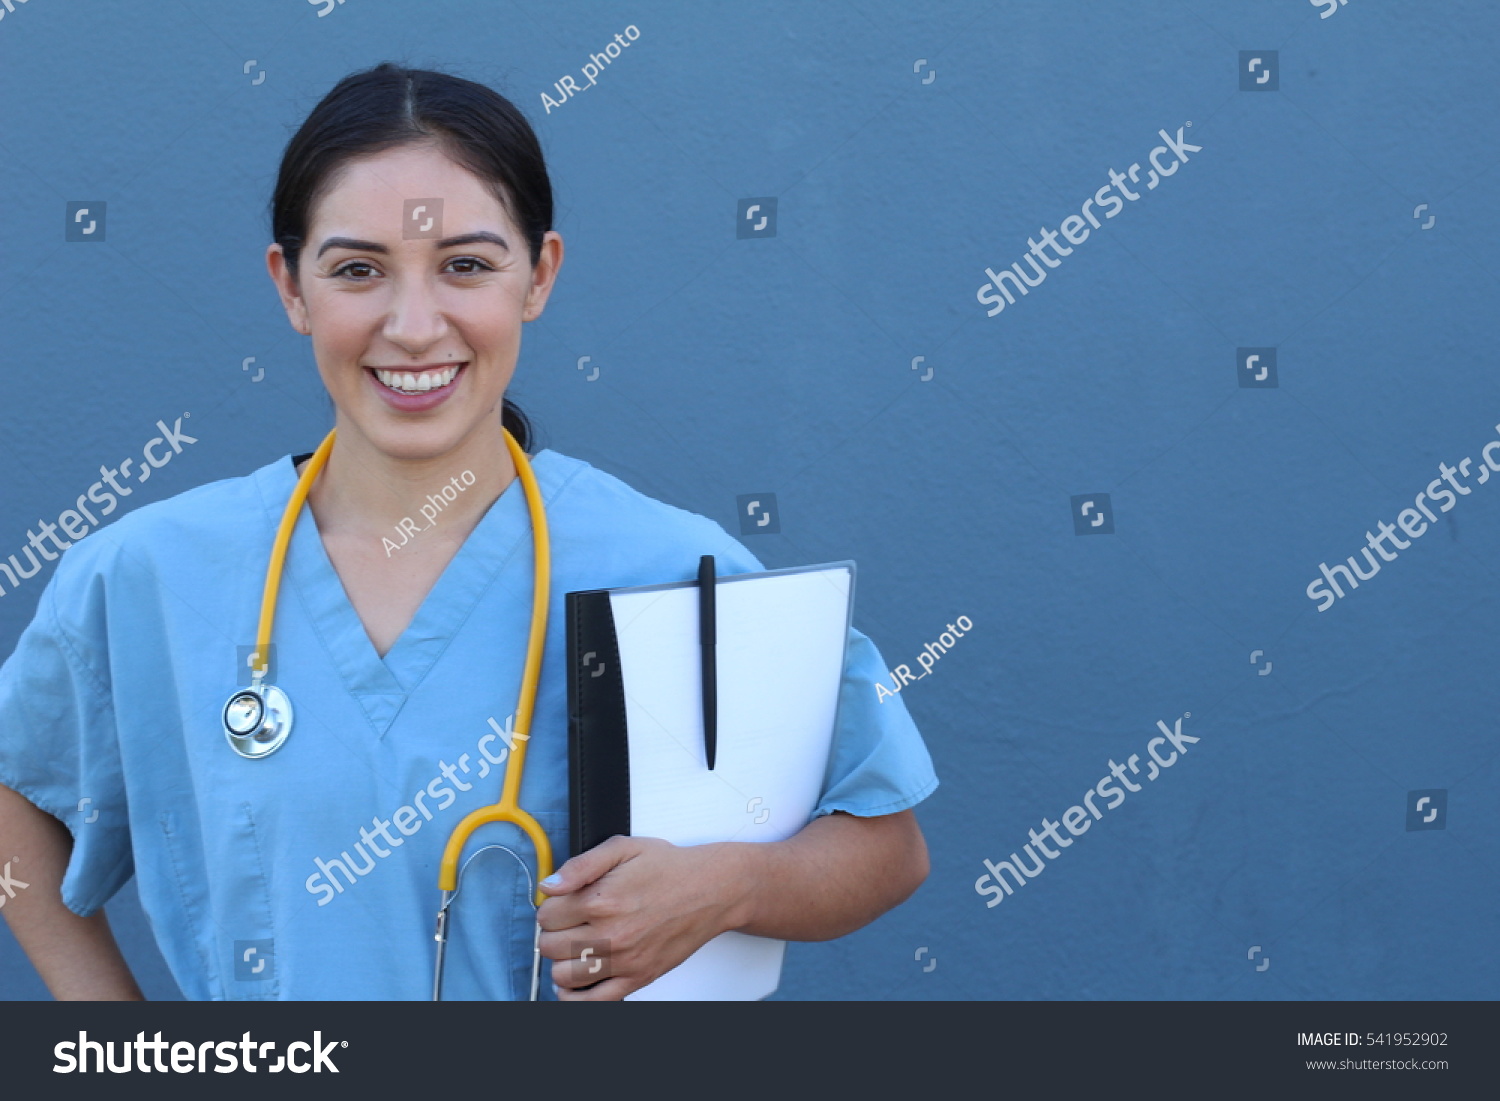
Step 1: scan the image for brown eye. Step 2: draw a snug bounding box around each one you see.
[446,256,494,275]
[332,261,376,279]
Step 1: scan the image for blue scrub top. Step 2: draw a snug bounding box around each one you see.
[0,448,938,1000]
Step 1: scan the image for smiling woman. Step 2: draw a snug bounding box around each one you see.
[0,61,937,1003]
[261,70,566,658]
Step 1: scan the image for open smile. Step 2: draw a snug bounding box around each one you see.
[364,362,468,410]
[369,363,464,394]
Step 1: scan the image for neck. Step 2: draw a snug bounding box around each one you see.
[304,417,520,544]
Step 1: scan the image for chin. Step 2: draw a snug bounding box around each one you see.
[358,409,500,463]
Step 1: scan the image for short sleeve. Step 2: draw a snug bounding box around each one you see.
[640,506,938,823]
[0,572,132,916]
[696,526,939,820]
[815,626,939,818]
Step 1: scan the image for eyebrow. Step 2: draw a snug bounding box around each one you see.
[316,231,510,259]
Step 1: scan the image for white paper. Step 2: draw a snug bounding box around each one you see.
[606,563,852,1000]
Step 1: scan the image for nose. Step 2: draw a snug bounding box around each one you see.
[382,270,450,355]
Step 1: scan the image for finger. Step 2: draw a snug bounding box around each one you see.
[538,925,599,960]
[537,834,636,897]
[551,943,614,989]
[556,975,634,1002]
[536,891,592,933]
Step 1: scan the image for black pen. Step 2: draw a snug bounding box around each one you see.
[698,554,717,770]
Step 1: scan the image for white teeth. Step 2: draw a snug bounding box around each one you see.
[373,365,461,394]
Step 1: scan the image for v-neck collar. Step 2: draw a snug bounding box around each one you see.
[256,448,560,738]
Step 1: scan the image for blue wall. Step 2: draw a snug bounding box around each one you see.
[2,0,1496,1000]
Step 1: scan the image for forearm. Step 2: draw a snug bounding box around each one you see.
[718,808,929,942]
[0,783,143,1000]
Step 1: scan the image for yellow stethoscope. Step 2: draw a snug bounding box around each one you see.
[220,425,555,1001]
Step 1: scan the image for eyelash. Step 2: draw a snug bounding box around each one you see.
[331,257,494,280]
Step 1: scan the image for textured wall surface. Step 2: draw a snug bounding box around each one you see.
[2,0,1497,1000]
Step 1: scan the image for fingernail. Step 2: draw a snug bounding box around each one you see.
[540,873,562,889]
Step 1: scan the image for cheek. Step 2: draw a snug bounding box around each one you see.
[474,315,525,372]
[312,333,363,393]
[308,303,376,378]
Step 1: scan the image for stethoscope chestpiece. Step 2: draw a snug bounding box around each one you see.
[223,683,294,759]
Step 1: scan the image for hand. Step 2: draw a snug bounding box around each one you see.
[536,835,750,1001]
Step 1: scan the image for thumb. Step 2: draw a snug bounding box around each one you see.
[538,835,635,896]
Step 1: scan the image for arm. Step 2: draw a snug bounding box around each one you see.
[537,808,929,1000]
[0,783,143,1000]
[731,809,929,940]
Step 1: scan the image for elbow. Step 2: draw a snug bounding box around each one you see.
[874,809,928,914]
[897,818,930,904]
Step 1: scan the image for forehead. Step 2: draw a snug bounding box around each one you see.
[310,142,512,236]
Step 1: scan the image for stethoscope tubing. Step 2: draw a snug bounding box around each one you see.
[222,425,553,1000]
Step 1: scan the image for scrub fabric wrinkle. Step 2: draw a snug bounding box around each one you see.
[0,447,938,1000]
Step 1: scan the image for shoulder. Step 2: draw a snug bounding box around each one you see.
[46,456,287,605]
[536,449,766,579]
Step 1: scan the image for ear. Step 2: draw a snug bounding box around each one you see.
[266,243,312,336]
[521,231,565,323]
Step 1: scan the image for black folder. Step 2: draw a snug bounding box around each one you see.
[566,586,632,855]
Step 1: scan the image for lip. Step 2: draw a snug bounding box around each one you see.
[365,362,467,412]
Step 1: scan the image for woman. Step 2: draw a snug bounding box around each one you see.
[0,63,936,1001]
